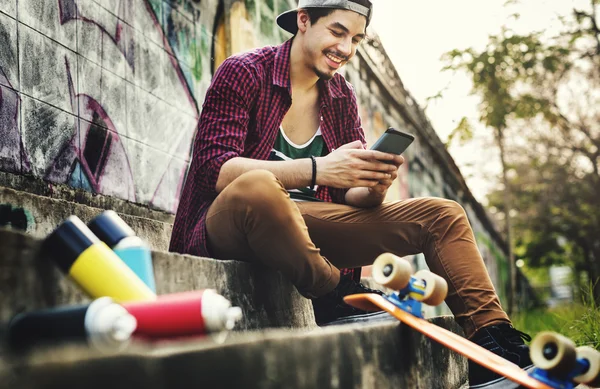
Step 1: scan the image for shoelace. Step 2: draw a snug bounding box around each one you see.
[340,277,383,296]
[356,282,384,295]
[349,280,383,294]
[500,325,532,344]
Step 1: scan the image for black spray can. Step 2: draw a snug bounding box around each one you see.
[8,297,137,353]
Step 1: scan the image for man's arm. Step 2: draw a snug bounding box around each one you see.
[192,58,256,195]
[216,157,312,193]
[217,141,398,193]
[345,187,387,208]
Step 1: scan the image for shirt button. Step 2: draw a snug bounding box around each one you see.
[320,116,323,121]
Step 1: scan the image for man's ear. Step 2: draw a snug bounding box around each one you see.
[297,9,310,33]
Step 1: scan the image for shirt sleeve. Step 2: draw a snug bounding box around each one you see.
[346,84,368,148]
[191,58,258,195]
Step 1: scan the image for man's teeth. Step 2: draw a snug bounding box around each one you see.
[326,54,343,64]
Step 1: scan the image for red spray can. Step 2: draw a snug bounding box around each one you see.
[122,290,242,337]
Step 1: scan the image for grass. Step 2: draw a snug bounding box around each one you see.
[512,284,600,351]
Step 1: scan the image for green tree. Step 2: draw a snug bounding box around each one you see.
[443,0,600,306]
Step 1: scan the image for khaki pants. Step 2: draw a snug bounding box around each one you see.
[206,170,509,337]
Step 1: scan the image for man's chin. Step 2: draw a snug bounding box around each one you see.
[313,67,336,81]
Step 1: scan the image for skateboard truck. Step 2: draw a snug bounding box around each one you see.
[530,364,588,389]
[529,331,600,389]
[372,253,448,320]
[383,277,428,319]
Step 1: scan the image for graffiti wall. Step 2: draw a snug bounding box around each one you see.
[0,0,223,213]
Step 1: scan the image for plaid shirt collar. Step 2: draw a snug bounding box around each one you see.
[273,38,348,106]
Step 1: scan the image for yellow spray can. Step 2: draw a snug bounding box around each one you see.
[44,216,156,303]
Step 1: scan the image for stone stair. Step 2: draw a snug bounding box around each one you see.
[0,185,470,388]
[0,184,174,252]
[0,229,314,331]
[0,318,468,389]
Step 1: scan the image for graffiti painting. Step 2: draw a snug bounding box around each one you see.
[0,0,222,212]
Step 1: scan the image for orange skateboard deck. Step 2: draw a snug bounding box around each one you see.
[344,293,553,389]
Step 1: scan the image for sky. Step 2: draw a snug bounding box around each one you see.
[371,0,590,203]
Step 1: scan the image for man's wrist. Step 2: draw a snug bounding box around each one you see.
[314,157,326,186]
[309,156,317,190]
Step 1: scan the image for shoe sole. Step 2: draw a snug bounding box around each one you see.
[469,364,535,389]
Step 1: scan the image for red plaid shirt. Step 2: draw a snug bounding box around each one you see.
[170,38,366,281]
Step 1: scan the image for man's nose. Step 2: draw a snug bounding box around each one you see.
[337,37,353,57]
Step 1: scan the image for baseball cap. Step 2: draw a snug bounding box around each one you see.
[277,0,373,35]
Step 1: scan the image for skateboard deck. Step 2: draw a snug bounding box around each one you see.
[344,293,553,389]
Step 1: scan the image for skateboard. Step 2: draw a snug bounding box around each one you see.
[344,253,600,389]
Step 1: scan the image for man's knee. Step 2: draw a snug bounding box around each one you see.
[407,197,467,228]
[425,198,470,233]
[432,198,466,218]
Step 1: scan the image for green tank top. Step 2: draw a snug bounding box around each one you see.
[268,127,327,201]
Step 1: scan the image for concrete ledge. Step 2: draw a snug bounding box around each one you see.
[0,173,174,223]
[0,318,468,389]
[0,185,174,251]
[0,229,315,332]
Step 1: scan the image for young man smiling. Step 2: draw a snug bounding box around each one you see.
[170,1,533,387]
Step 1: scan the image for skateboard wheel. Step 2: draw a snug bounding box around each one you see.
[573,346,600,386]
[372,253,412,290]
[530,331,577,375]
[414,270,448,306]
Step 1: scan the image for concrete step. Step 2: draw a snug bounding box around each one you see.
[0,229,315,332]
[0,319,468,389]
[0,184,173,251]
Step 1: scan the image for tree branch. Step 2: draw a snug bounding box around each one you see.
[573,2,600,55]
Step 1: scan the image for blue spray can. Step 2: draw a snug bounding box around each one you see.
[88,211,157,292]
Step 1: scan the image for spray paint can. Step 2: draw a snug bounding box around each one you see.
[7,297,137,352]
[88,211,156,292]
[44,215,156,302]
[123,290,242,337]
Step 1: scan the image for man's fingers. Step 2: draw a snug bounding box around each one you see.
[357,179,381,187]
[363,160,398,173]
[392,155,405,167]
[354,149,395,162]
[357,170,393,181]
[338,140,364,150]
[355,151,405,168]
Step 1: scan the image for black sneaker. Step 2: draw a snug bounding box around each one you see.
[312,275,390,326]
[468,323,534,388]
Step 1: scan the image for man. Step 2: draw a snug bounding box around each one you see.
[170,0,532,387]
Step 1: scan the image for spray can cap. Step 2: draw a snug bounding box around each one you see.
[44,216,99,273]
[85,297,137,352]
[201,290,243,332]
[88,211,136,248]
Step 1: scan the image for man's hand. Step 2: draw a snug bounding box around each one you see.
[339,143,405,208]
[368,153,404,196]
[316,141,399,188]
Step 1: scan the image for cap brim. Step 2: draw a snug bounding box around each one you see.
[276,9,299,35]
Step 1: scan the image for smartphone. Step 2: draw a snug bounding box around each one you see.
[370,128,415,155]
